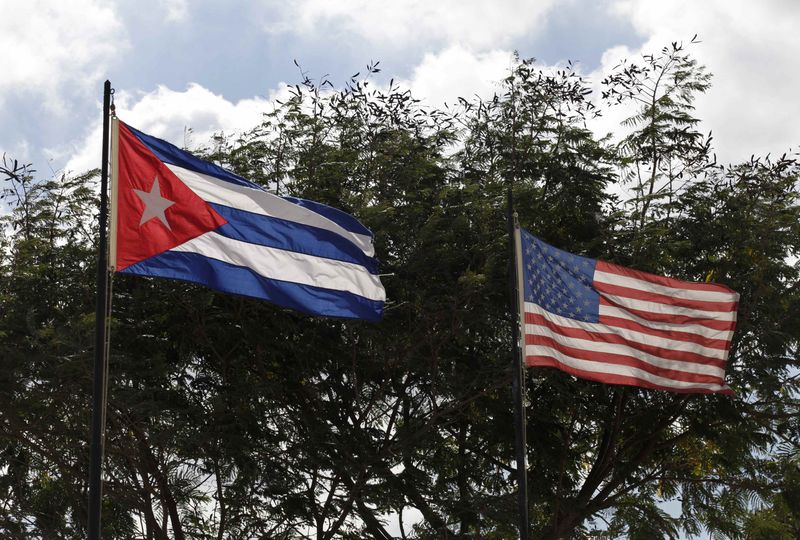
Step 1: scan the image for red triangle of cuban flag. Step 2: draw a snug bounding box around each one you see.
[114,122,227,270]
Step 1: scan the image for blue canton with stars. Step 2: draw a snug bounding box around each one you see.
[520,229,600,323]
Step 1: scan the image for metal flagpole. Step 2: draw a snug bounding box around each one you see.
[507,188,530,540]
[88,79,113,540]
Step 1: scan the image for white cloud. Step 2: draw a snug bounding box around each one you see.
[63,83,289,175]
[0,0,126,112]
[399,46,515,107]
[60,44,518,176]
[113,84,274,145]
[60,0,800,179]
[583,44,638,143]
[160,0,188,22]
[265,0,557,50]
[601,0,800,163]
[0,140,32,165]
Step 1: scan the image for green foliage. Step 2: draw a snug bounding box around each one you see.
[0,43,798,539]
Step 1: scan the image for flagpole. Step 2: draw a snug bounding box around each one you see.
[89,79,113,540]
[507,188,530,540]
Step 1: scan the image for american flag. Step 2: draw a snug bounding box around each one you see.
[517,228,739,394]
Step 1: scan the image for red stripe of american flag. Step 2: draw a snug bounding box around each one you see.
[596,314,731,349]
[595,261,735,293]
[527,336,725,384]
[527,357,735,395]
[598,297,737,328]
[525,313,727,367]
[594,281,738,312]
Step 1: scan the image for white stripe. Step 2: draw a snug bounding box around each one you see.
[601,293,737,321]
[524,303,727,360]
[526,345,729,392]
[525,322,726,377]
[594,270,739,303]
[170,231,386,301]
[599,304,735,342]
[167,164,376,257]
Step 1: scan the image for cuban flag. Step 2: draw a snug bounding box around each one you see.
[517,228,739,393]
[109,120,385,321]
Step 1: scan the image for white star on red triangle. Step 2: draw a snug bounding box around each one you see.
[133,176,175,230]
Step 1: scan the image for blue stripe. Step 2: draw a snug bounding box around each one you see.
[283,196,373,237]
[120,251,384,322]
[210,203,379,273]
[124,122,261,189]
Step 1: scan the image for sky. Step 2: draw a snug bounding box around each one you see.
[2,1,797,536]
[2,0,800,181]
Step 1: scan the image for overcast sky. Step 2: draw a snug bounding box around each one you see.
[2,0,799,179]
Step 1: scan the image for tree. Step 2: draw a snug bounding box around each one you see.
[0,44,797,539]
